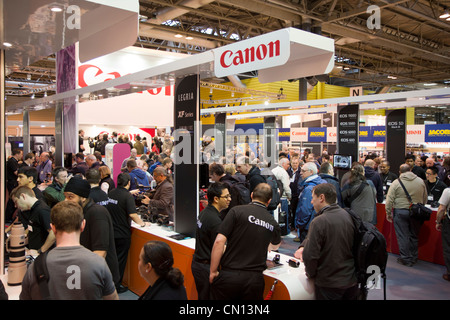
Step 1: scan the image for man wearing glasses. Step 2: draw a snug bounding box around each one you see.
[192,183,231,300]
[425,166,447,206]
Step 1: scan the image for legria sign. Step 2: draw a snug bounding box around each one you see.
[213,29,290,77]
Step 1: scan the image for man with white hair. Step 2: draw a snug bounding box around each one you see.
[294,162,327,242]
[121,148,138,170]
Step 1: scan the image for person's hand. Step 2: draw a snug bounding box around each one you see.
[209,271,219,284]
[436,222,442,232]
[386,213,393,223]
[129,189,140,195]
[141,195,150,205]
[294,247,304,262]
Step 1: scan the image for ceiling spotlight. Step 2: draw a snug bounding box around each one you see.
[3,42,12,47]
[174,34,183,38]
[50,5,63,12]
[439,10,450,19]
[185,36,194,40]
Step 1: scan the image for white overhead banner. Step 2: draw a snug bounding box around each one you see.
[77,46,186,127]
[212,27,335,83]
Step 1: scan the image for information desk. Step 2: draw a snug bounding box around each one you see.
[122,223,315,300]
[375,203,444,265]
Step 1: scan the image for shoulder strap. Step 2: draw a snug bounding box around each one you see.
[350,182,368,204]
[397,179,413,204]
[34,251,51,300]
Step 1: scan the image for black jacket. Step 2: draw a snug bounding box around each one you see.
[364,166,384,203]
[246,166,266,194]
[139,277,187,300]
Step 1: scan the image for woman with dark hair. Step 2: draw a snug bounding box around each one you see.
[151,137,162,154]
[138,241,187,300]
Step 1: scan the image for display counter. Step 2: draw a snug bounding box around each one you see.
[375,203,444,265]
[122,223,315,300]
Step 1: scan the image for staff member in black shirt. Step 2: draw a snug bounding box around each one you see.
[379,160,398,198]
[10,186,55,253]
[192,182,231,300]
[425,166,447,205]
[107,172,147,293]
[209,183,281,300]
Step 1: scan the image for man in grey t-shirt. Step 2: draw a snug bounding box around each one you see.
[20,201,118,300]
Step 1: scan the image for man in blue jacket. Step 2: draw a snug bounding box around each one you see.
[295,162,327,242]
[126,159,150,191]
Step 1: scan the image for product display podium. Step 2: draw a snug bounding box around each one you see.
[122,222,315,300]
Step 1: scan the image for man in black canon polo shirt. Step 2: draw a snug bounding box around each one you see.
[209,183,281,300]
[192,182,231,300]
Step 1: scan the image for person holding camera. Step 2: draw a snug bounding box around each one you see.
[141,167,174,222]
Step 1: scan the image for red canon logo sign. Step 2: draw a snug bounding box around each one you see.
[220,40,281,68]
[292,131,307,136]
[78,64,173,96]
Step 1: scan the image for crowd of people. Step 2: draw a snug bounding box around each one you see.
[4,130,180,300]
[193,148,450,300]
[3,129,450,300]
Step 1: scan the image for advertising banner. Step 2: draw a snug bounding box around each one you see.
[406,125,425,144]
[386,109,406,175]
[291,128,308,142]
[371,126,386,142]
[173,74,199,238]
[278,128,291,142]
[425,124,450,143]
[359,126,371,142]
[337,104,359,162]
[308,127,327,142]
[327,127,337,143]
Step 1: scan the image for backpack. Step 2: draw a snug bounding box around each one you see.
[230,180,251,206]
[264,174,282,211]
[34,251,51,300]
[345,208,388,300]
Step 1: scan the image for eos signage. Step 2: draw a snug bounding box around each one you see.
[213,29,290,77]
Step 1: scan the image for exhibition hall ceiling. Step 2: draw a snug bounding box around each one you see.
[4,0,450,100]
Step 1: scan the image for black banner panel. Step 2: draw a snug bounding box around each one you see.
[385,109,406,175]
[173,74,199,237]
[337,104,360,168]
